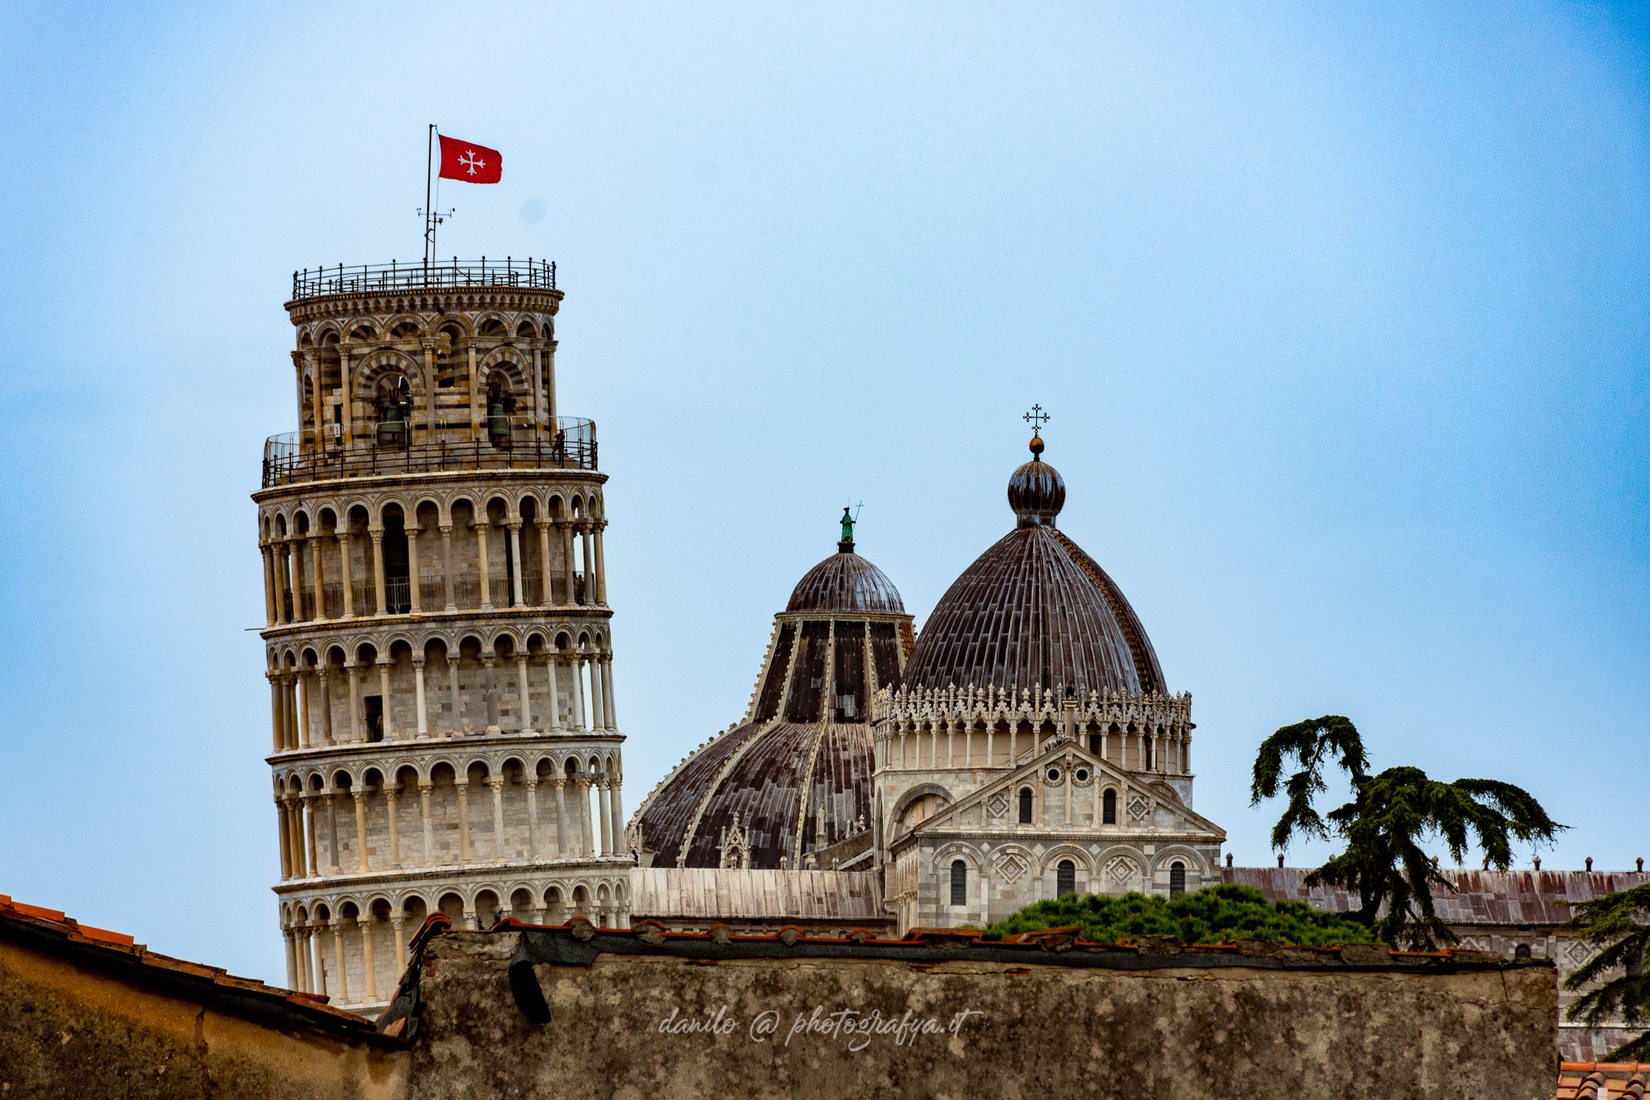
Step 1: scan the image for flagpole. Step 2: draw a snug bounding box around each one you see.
[424,124,436,264]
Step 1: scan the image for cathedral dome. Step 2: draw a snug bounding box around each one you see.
[786,546,905,614]
[899,442,1166,697]
[632,527,913,870]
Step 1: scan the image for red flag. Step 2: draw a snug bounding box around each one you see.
[438,135,502,184]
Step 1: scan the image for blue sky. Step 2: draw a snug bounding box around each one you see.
[1,2,1645,983]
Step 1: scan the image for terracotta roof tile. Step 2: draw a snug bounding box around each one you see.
[1225,867,1650,925]
[0,892,394,1041]
[1557,1062,1650,1099]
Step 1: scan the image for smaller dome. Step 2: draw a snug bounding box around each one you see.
[1008,456,1065,527]
[787,547,905,614]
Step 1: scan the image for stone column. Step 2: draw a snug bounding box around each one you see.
[609,776,624,851]
[516,655,533,730]
[326,791,341,872]
[446,655,461,733]
[552,778,568,857]
[274,543,291,624]
[346,663,363,741]
[530,343,544,430]
[589,654,606,730]
[413,659,428,736]
[378,659,394,738]
[390,913,407,975]
[561,523,576,603]
[291,536,306,621]
[358,917,378,1003]
[295,670,311,748]
[420,340,438,438]
[294,927,309,992]
[261,543,277,626]
[317,670,334,743]
[331,921,349,1003]
[467,345,480,434]
[386,786,401,867]
[370,529,387,615]
[578,778,594,856]
[536,521,553,606]
[602,656,616,729]
[283,929,298,990]
[406,526,421,614]
[269,673,284,752]
[546,654,562,729]
[303,794,319,876]
[440,525,456,612]
[353,791,370,871]
[288,797,306,876]
[594,522,607,604]
[418,781,434,864]
[581,525,595,603]
[339,347,353,445]
[507,522,525,606]
[456,779,472,860]
[337,533,355,618]
[571,654,587,731]
[311,529,326,620]
[524,779,540,856]
[275,800,292,878]
[483,655,500,731]
[475,522,493,609]
[597,780,612,855]
[489,777,506,858]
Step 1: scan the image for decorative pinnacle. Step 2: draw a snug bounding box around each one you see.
[1023,404,1050,459]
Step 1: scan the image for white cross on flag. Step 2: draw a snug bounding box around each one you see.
[437,135,502,184]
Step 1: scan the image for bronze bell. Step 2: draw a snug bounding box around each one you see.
[377,400,406,447]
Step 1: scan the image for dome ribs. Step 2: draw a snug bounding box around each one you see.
[641,545,910,871]
[751,624,796,723]
[786,549,905,614]
[638,722,769,867]
[1051,528,1167,694]
[899,526,1155,697]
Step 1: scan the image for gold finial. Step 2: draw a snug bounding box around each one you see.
[1023,404,1050,459]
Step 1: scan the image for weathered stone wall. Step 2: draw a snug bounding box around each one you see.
[0,940,401,1100]
[399,929,1558,1100]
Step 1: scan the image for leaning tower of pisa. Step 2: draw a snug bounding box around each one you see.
[253,258,629,1015]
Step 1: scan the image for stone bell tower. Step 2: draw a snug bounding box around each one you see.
[253,258,630,1015]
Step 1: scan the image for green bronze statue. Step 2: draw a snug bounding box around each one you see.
[840,506,855,544]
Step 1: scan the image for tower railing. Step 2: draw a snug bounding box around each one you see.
[260,417,596,488]
[289,258,556,302]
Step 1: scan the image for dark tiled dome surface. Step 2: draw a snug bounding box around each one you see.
[786,548,905,614]
[636,720,874,870]
[899,455,1165,697]
[635,547,912,869]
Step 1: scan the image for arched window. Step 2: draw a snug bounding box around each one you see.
[950,860,967,907]
[1057,859,1076,897]
[1513,943,1532,960]
[1169,861,1186,897]
[1018,787,1033,824]
[1102,788,1117,825]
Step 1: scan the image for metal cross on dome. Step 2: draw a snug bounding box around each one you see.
[458,149,487,176]
[1023,404,1051,434]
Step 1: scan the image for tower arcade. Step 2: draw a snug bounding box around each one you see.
[253,260,629,1015]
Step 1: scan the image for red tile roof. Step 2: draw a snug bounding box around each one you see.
[1557,1062,1650,1099]
[1226,867,1650,925]
[0,892,396,1044]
